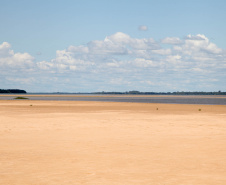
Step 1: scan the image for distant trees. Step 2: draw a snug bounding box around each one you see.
[1,89,225,95]
[0,89,27,93]
[94,91,226,95]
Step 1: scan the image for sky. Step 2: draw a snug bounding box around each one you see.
[0,0,226,92]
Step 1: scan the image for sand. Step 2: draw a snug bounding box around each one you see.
[0,100,226,185]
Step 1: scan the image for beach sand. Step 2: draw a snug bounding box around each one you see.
[0,100,226,184]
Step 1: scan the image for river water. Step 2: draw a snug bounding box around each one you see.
[1,94,226,105]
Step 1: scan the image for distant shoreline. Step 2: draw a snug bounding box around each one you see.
[1,89,226,95]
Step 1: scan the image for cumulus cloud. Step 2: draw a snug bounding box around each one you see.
[152,48,171,55]
[0,42,13,57]
[138,25,148,31]
[185,34,206,40]
[36,32,161,72]
[1,32,226,92]
[6,77,36,85]
[177,34,223,56]
[161,37,182,45]
[0,42,34,70]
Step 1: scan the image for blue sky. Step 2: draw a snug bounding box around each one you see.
[0,0,226,92]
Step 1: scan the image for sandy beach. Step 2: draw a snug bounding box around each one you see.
[0,100,226,185]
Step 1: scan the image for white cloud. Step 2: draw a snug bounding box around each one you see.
[166,55,182,64]
[0,42,14,57]
[88,39,129,55]
[133,58,155,68]
[105,32,131,44]
[152,48,171,55]
[161,37,182,45]
[138,25,148,31]
[68,45,89,54]
[176,34,223,57]
[1,32,226,92]
[185,34,206,40]
[0,42,34,70]
[37,61,54,70]
[6,77,36,85]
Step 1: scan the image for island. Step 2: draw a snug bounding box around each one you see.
[0,89,27,93]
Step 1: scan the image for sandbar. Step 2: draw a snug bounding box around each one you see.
[0,100,226,184]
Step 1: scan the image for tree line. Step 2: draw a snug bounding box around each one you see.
[0,89,27,93]
[94,90,226,95]
[1,89,225,95]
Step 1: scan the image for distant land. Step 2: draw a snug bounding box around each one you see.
[0,89,27,93]
[30,90,226,95]
[1,89,226,95]
[93,90,226,95]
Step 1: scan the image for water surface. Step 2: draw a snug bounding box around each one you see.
[1,94,226,105]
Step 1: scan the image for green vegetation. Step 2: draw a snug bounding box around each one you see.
[94,90,226,95]
[14,97,29,99]
[0,89,27,93]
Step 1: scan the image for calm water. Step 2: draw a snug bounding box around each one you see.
[1,94,226,105]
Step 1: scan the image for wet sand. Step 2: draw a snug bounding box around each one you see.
[0,100,226,184]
